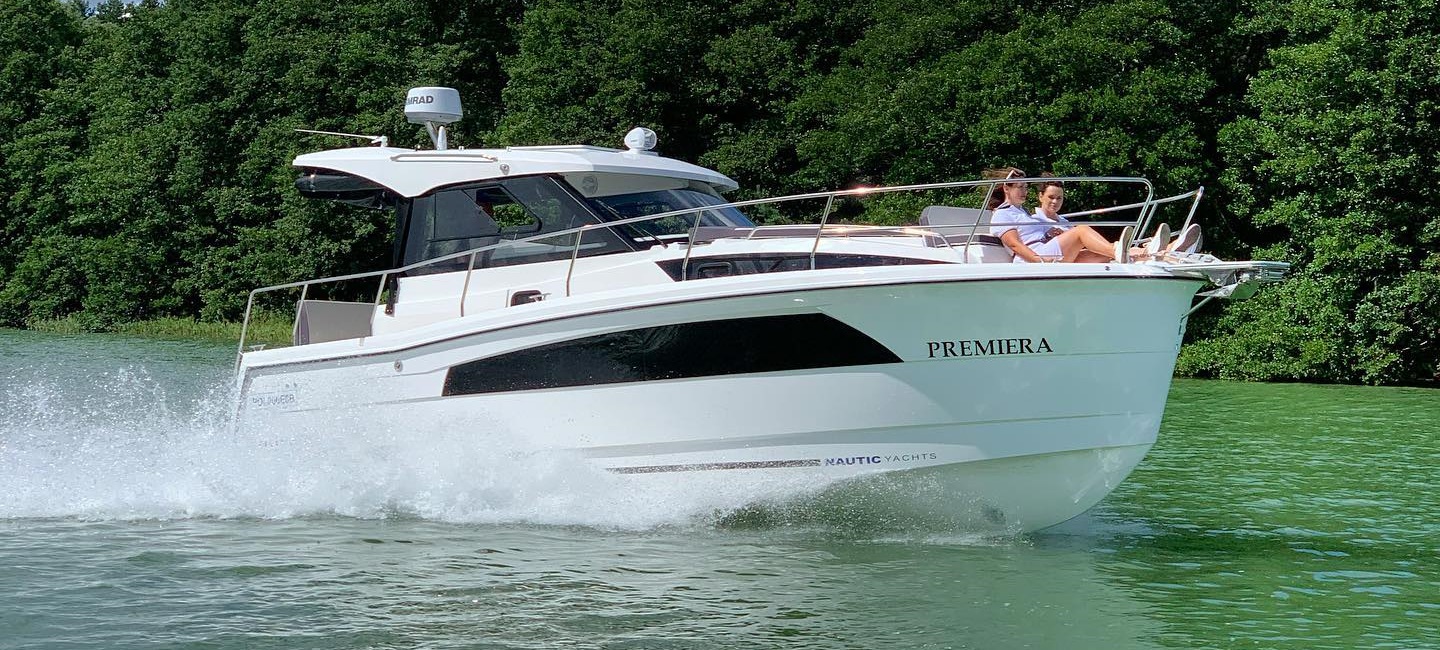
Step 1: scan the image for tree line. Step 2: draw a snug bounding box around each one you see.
[1,0,1435,384]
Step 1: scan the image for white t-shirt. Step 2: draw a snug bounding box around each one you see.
[990,204,1051,245]
[1035,209,1072,234]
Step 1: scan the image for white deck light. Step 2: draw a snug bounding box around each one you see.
[624,127,658,155]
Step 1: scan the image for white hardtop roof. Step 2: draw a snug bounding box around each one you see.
[293,144,739,198]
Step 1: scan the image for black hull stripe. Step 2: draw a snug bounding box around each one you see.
[655,252,946,281]
[608,459,823,474]
[441,313,901,396]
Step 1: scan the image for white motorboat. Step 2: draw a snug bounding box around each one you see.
[233,87,1286,531]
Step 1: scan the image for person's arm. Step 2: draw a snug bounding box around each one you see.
[1000,230,1044,263]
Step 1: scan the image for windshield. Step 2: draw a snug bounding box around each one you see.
[586,182,754,238]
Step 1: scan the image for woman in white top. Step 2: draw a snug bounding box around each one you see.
[1039,174,1206,261]
[985,169,1125,263]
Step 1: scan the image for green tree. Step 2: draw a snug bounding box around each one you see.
[0,0,83,280]
[0,0,167,327]
[1183,0,1440,384]
[0,0,524,325]
[186,0,522,320]
[790,0,1212,193]
[493,0,865,198]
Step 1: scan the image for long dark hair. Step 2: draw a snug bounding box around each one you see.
[981,167,1026,210]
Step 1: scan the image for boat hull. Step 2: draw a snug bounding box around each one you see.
[237,269,1203,531]
[703,443,1155,532]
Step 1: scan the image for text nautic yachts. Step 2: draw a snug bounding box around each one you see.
[926,337,1053,359]
[825,453,939,467]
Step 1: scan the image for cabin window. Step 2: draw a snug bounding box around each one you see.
[562,174,753,242]
[419,185,536,248]
[653,253,946,281]
[441,314,902,396]
[401,176,632,273]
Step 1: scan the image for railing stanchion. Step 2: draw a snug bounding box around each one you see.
[1180,186,1204,234]
[460,252,477,316]
[1135,180,1157,242]
[810,195,837,270]
[682,215,701,280]
[291,283,309,345]
[566,228,586,297]
[374,272,388,306]
[967,182,999,262]
[234,292,257,372]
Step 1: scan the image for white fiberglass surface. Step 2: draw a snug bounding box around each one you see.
[244,262,1198,370]
[226,272,1200,532]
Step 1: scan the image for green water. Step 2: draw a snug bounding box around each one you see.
[0,329,1436,648]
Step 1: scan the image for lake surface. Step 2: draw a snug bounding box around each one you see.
[1,329,1436,649]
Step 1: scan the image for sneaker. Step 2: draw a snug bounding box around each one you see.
[1113,226,1133,263]
[1170,223,1202,254]
[1145,223,1171,259]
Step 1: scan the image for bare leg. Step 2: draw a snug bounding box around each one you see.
[1054,225,1119,261]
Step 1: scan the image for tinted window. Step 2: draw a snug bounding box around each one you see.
[442,313,901,396]
[401,176,632,273]
[428,187,502,242]
[587,182,755,239]
[654,253,945,281]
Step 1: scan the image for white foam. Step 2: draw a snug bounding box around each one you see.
[0,363,835,528]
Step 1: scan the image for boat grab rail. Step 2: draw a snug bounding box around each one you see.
[237,176,1188,368]
[1059,186,1204,245]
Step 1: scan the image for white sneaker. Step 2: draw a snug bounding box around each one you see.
[1113,226,1133,263]
[1171,223,1202,254]
[1145,223,1170,259]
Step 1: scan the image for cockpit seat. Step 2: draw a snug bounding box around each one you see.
[919,206,1011,263]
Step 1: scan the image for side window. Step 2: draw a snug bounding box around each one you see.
[472,186,540,234]
[407,185,524,267]
[401,176,637,272]
[492,203,535,231]
[431,189,499,241]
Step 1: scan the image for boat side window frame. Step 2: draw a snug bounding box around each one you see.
[397,175,638,274]
[555,176,754,247]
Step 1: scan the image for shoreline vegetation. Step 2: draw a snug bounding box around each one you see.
[2,0,1436,385]
[18,314,295,347]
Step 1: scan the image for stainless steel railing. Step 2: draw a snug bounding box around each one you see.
[236,176,1197,368]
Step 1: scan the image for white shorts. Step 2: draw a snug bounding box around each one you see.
[1013,238,1064,263]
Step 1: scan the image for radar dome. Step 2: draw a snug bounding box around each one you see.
[405,87,462,125]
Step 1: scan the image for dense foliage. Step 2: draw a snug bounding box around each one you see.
[1,0,1435,383]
